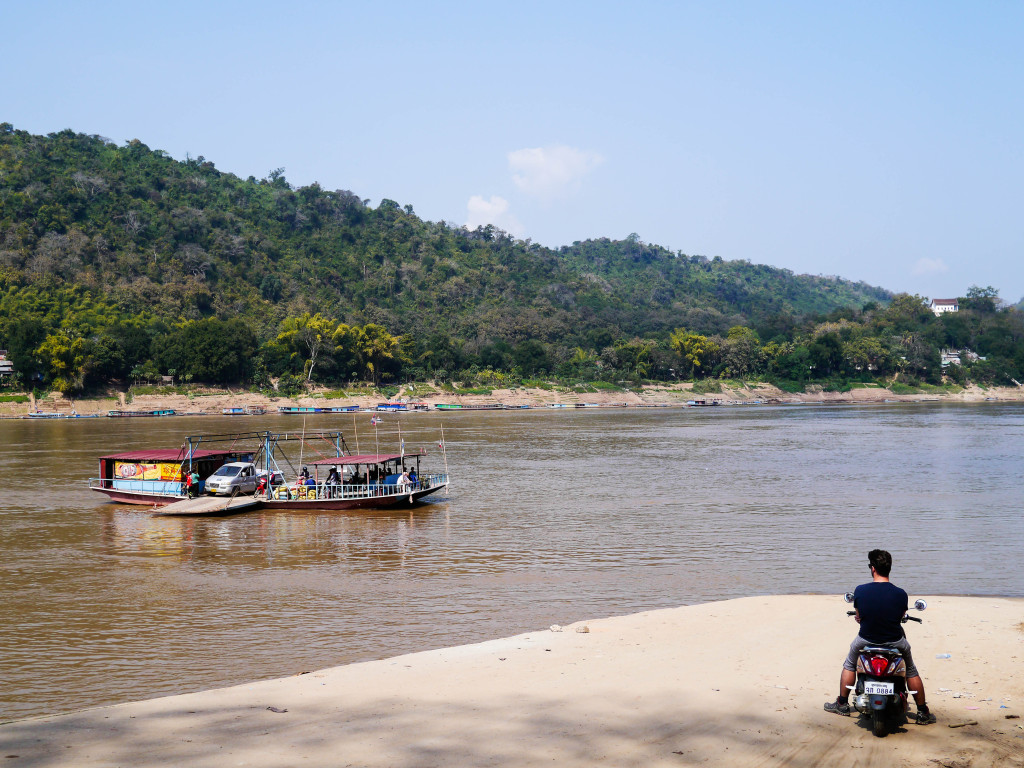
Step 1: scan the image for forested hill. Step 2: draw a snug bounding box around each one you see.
[1,124,897,390]
[0,124,888,335]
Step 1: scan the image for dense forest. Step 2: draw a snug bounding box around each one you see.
[1,124,1022,395]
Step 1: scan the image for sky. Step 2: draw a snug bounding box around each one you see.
[3,1,1023,302]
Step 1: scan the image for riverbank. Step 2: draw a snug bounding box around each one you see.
[2,595,1021,767]
[2,381,1023,418]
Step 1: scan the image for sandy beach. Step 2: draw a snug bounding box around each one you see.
[2,595,1021,767]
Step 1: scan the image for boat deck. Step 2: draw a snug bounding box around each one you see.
[155,495,261,516]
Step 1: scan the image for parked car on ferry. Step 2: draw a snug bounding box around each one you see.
[205,462,260,495]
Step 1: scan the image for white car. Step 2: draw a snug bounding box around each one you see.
[205,462,259,495]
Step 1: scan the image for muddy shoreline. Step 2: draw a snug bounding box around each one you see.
[3,381,1022,419]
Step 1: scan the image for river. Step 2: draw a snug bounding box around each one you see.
[0,403,1021,720]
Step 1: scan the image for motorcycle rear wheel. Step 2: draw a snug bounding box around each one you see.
[871,709,887,737]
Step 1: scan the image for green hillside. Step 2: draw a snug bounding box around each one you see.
[2,124,1021,393]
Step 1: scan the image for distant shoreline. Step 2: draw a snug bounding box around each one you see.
[2,381,1022,419]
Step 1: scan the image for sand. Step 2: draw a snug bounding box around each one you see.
[2,595,1021,767]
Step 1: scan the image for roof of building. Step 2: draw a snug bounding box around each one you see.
[930,298,959,305]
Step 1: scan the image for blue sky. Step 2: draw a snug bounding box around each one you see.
[4,1,1022,302]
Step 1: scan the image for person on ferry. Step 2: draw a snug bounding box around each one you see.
[325,466,341,498]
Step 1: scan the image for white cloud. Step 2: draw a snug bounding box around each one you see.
[912,257,949,276]
[508,145,603,199]
[466,195,522,235]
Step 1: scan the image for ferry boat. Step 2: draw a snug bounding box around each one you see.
[90,429,449,512]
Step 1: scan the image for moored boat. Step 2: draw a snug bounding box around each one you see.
[107,409,176,417]
[435,403,503,411]
[26,411,99,419]
[222,405,266,415]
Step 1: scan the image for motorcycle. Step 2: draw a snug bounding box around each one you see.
[843,592,927,737]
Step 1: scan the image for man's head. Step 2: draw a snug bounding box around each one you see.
[868,549,892,577]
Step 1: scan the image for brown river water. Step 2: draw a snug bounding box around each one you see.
[0,403,1021,720]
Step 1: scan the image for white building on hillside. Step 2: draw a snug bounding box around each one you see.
[0,350,13,379]
[930,298,959,315]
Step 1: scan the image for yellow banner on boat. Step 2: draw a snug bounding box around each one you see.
[114,461,182,481]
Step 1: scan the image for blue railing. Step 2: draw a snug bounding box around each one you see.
[89,478,191,496]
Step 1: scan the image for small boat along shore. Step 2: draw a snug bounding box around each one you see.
[90,429,450,515]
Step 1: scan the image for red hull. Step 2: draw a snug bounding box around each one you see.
[259,484,445,511]
[93,488,184,506]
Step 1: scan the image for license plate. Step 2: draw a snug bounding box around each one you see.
[865,682,894,695]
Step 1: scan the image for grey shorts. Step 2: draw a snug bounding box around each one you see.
[843,635,919,678]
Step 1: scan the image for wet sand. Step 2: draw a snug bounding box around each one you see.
[2,595,1021,767]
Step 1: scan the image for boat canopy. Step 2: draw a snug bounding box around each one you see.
[98,449,235,462]
[309,451,424,466]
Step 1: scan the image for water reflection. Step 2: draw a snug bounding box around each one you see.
[96,504,449,570]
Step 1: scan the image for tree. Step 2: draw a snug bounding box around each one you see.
[37,328,86,394]
[513,339,550,376]
[719,326,761,378]
[356,324,401,385]
[960,285,999,314]
[273,313,336,382]
[154,319,257,383]
[809,332,843,376]
[670,328,720,378]
[842,336,891,375]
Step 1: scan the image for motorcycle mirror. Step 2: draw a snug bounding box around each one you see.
[914,599,927,611]
[843,592,854,604]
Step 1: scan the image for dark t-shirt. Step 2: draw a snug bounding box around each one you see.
[854,581,908,643]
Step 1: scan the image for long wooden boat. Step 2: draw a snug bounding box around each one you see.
[434,403,503,411]
[26,411,100,419]
[107,409,176,417]
[277,405,360,414]
[261,451,447,511]
[222,406,266,415]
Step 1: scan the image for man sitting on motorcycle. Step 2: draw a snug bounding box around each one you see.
[824,549,936,724]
